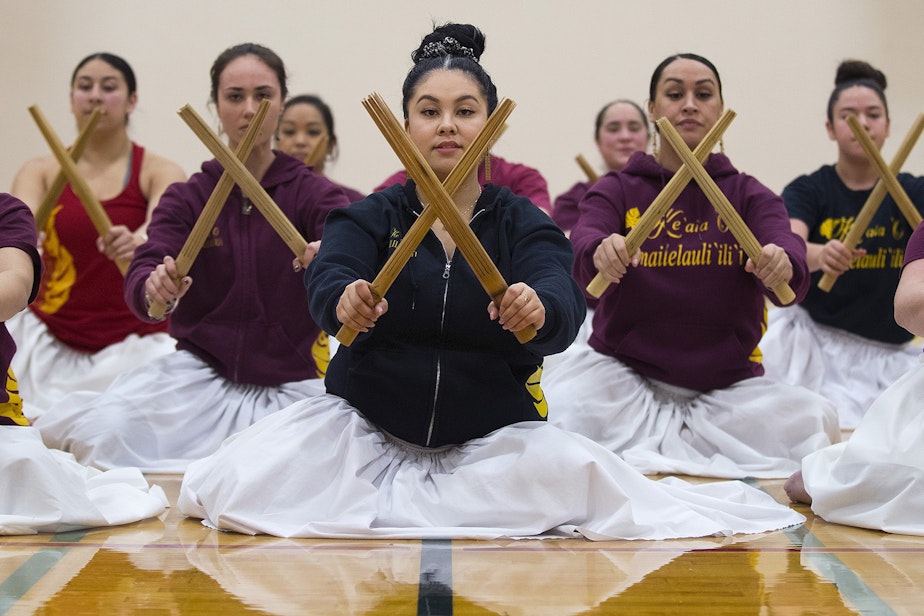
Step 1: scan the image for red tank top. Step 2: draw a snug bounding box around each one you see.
[31,143,168,352]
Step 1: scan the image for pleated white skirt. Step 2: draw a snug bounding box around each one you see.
[761,305,920,429]
[178,393,805,540]
[34,350,325,473]
[542,348,840,479]
[542,306,592,376]
[0,426,166,535]
[802,357,924,535]
[7,310,176,420]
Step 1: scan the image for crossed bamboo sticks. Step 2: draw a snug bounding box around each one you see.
[28,105,130,275]
[585,110,737,298]
[336,94,534,346]
[817,113,924,292]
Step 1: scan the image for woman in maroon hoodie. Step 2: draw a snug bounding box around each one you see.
[34,43,349,473]
[544,53,839,479]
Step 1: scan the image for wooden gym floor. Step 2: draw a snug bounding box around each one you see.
[1,464,922,615]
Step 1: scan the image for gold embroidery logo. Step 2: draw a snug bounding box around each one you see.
[203,226,224,249]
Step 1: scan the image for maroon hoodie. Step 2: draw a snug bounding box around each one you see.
[571,152,808,391]
[125,152,349,386]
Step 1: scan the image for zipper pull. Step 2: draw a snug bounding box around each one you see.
[442,262,451,279]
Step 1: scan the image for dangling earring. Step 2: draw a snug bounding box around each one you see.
[484,152,492,183]
[719,137,725,155]
[652,130,660,159]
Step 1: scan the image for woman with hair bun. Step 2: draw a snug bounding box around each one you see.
[275,94,365,202]
[177,27,805,541]
[762,59,924,429]
[371,27,552,215]
[8,52,186,418]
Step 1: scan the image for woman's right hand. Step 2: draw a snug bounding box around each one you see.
[592,233,640,285]
[336,279,388,333]
[819,239,865,276]
[145,255,192,306]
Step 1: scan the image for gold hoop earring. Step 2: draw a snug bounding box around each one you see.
[652,131,660,159]
[484,152,492,183]
[719,137,725,155]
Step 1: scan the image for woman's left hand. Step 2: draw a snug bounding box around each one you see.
[488,282,545,332]
[292,240,321,272]
[97,225,146,263]
[745,243,792,290]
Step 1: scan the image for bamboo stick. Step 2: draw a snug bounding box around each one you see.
[357,93,536,344]
[846,114,922,229]
[819,113,924,292]
[585,109,737,298]
[336,98,515,346]
[575,154,600,183]
[177,105,308,259]
[147,100,271,319]
[28,105,129,275]
[657,118,796,304]
[34,107,102,231]
[303,133,330,168]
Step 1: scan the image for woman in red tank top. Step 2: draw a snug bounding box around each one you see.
[8,52,187,419]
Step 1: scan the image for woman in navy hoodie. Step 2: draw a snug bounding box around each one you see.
[177,29,806,541]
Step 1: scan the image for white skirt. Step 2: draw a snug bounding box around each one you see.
[542,306,592,376]
[801,357,924,535]
[0,426,166,535]
[178,393,805,540]
[7,310,176,420]
[761,305,920,429]
[542,348,840,479]
[34,350,325,473]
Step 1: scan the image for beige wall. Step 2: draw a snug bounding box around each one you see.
[2,0,923,202]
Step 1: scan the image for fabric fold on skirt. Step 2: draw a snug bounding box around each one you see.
[542,347,839,479]
[761,304,920,429]
[34,350,325,473]
[802,358,924,536]
[7,310,176,421]
[0,426,167,535]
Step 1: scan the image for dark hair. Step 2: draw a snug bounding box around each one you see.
[594,99,649,140]
[282,94,337,145]
[209,43,288,105]
[71,52,137,95]
[826,60,888,123]
[648,53,723,103]
[401,22,498,118]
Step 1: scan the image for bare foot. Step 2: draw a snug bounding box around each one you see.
[783,470,812,504]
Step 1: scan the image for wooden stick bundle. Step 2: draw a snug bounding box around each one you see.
[356,93,536,344]
[585,109,737,298]
[336,97,515,346]
[818,113,924,292]
[34,108,102,231]
[28,105,129,275]
[147,100,271,319]
[177,105,308,259]
[575,154,600,183]
[303,133,330,168]
[846,114,923,229]
[657,118,796,304]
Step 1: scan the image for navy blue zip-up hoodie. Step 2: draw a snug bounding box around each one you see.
[306,182,584,447]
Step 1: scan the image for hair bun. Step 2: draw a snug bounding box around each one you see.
[835,59,887,90]
[412,23,486,64]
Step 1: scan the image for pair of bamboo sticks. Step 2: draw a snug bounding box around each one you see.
[582,110,800,303]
